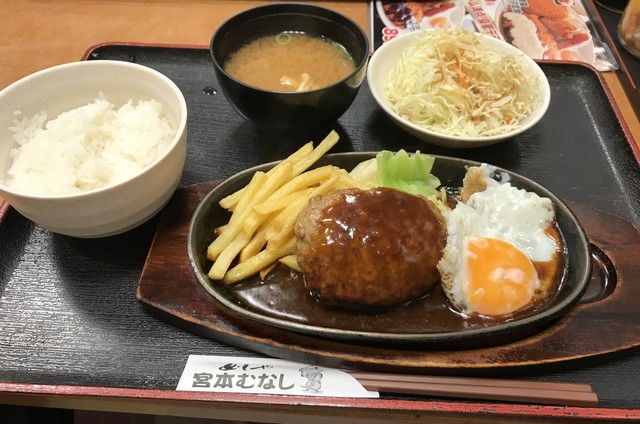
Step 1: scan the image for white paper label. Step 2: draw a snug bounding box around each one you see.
[176,355,379,398]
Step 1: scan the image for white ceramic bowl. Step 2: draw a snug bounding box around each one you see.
[0,60,188,237]
[367,30,551,148]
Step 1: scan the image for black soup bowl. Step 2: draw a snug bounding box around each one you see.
[210,3,370,131]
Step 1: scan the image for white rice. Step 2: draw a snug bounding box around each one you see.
[4,93,176,196]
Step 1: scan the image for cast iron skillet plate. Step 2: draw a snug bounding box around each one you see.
[188,152,591,348]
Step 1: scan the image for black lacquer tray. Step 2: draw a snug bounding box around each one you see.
[0,43,639,415]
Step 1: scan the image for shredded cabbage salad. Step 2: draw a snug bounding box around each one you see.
[385,29,540,137]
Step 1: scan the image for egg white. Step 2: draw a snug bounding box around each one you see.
[437,164,558,316]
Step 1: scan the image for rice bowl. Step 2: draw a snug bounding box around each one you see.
[6,94,176,196]
[0,60,188,238]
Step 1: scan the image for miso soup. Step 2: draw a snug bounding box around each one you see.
[224,32,356,92]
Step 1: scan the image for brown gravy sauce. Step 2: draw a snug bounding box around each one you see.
[216,181,566,334]
[223,225,565,334]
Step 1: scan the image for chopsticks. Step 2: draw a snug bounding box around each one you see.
[348,371,598,407]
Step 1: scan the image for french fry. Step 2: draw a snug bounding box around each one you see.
[259,263,277,281]
[208,232,249,280]
[266,175,340,251]
[220,130,338,210]
[263,188,318,239]
[222,237,297,284]
[207,171,266,260]
[268,165,336,201]
[239,221,269,262]
[264,193,311,241]
[279,254,301,272]
[240,160,294,235]
[208,161,294,261]
[243,160,294,211]
[290,130,339,175]
[336,171,373,190]
[206,130,357,283]
[252,187,316,216]
[218,142,314,210]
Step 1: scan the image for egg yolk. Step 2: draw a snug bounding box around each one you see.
[464,236,539,317]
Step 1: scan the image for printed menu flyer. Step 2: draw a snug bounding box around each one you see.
[370,0,617,71]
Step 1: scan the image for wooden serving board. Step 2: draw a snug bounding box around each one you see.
[137,180,640,374]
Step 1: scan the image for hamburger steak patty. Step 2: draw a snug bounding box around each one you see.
[294,187,447,307]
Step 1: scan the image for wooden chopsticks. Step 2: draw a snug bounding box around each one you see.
[348,371,598,407]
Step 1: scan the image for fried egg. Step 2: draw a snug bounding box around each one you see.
[437,164,560,317]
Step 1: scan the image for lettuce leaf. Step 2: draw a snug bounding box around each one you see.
[348,157,377,186]
[376,150,440,197]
